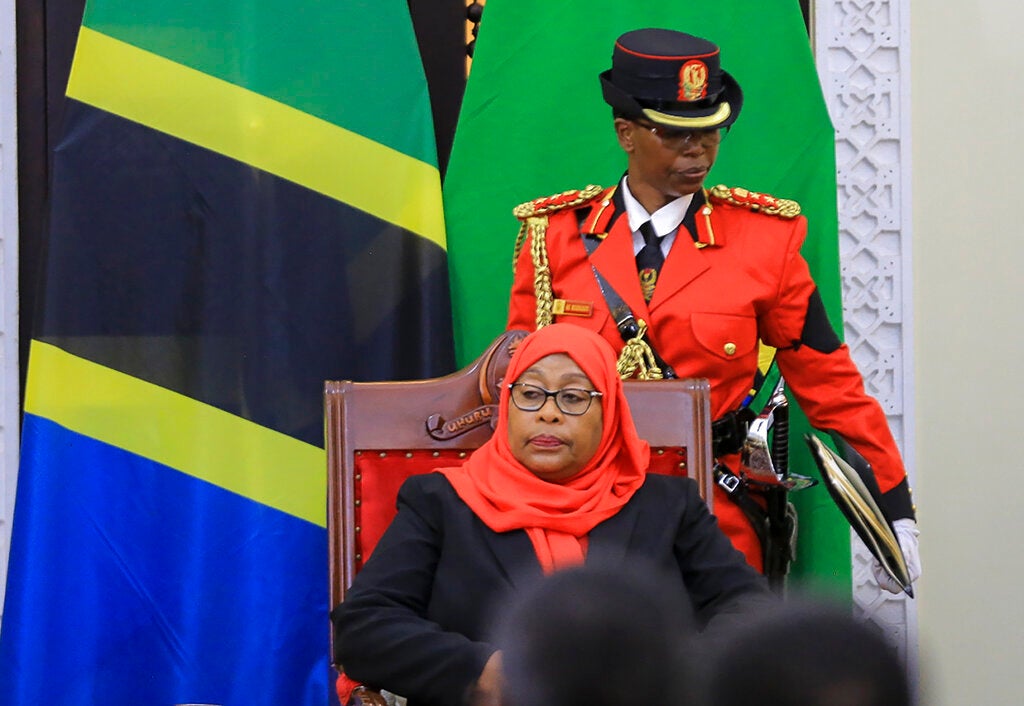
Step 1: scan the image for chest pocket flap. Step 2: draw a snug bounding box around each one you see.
[690,312,758,361]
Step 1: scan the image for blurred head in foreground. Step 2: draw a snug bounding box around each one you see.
[495,563,694,706]
[704,599,911,706]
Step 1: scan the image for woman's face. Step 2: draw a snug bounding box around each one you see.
[614,117,720,211]
[507,353,604,482]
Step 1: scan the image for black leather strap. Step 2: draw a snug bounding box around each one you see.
[714,463,769,546]
[715,463,796,588]
[711,407,756,457]
[580,232,676,379]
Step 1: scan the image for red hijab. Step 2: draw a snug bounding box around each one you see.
[441,324,649,573]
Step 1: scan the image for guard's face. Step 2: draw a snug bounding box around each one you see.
[615,117,721,208]
[506,353,604,482]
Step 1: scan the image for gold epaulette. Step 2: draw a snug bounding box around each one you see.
[513,185,604,220]
[708,184,801,219]
[511,185,604,331]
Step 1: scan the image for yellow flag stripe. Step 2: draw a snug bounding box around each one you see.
[66,26,446,250]
[23,340,326,528]
[757,341,778,375]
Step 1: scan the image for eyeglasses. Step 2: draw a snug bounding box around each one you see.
[635,120,724,149]
[508,382,603,416]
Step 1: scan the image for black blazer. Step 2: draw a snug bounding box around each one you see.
[332,472,770,706]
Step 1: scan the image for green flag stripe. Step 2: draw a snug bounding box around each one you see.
[23,340,326,528]
[67,27,446,250]
[81,0,438,163]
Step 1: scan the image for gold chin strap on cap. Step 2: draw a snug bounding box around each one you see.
[616,319,664,381]
[641,102,731,129]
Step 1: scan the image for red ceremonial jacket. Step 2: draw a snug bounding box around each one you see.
[507,184,914,570]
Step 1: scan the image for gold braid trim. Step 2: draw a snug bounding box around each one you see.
[513,186,602,330]
[527,216,554,329]
[512,221,530,270]
[708,184,801,219]
[514,188,595,268]
[615,319,664,381]
[513,184,604,220]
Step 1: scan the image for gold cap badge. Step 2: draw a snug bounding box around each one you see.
[679,60,709,101]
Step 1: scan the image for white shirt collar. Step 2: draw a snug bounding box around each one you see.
[621,176,694,238]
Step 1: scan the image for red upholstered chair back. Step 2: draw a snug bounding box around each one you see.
[325,329,713,620]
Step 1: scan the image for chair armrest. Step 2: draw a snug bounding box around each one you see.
[349,685,390,706]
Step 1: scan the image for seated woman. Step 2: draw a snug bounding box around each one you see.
[331,324,771,706]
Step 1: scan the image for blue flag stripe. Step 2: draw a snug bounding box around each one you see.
[0,415,329,704]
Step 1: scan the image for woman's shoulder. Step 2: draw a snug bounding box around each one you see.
[398,471,458,500]
[617,474,712,532]
[390,473,469,530]
[637,473,702,503]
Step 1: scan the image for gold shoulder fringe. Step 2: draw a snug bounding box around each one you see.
[708,184,801,219]
[513,185,604,220]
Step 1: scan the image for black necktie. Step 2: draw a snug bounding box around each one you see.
[636,220,663,301]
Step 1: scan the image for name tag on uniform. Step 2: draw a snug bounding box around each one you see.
[552,299,594,317]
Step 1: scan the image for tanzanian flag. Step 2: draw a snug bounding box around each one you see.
[0,1,452,704]
[443,0,851,595]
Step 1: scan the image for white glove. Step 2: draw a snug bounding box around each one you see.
[871,518,921,594]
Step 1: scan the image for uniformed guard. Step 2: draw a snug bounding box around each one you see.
[506,28,920,593]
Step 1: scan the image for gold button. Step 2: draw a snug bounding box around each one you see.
[724,342,737,356]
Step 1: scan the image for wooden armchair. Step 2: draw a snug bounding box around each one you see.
[325,329,713,705]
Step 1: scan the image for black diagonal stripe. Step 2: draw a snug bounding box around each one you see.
[38,100,455,446]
